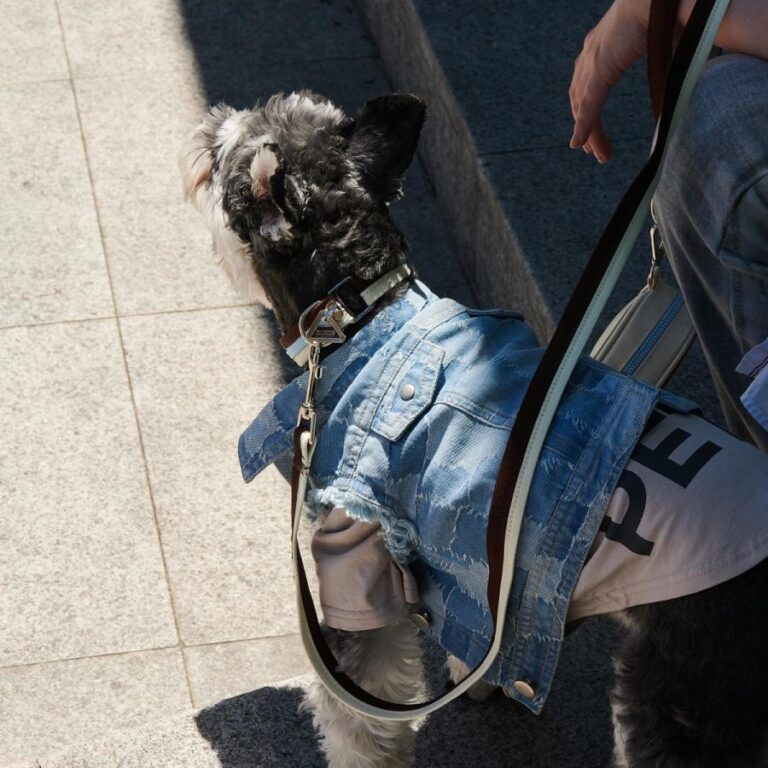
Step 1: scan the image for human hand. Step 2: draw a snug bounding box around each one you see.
[569,0,650,163]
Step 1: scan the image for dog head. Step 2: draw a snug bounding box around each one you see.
[180,90,426,330]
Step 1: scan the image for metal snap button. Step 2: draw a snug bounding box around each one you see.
[512,679,536,699]
[400,382,416,401]
[406,606,430,630]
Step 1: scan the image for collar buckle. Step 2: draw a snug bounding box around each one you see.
[282,265,413,367]
[300,297,352,347]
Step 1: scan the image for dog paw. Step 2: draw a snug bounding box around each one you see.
[464,679,498,702]
[444,654,498,702]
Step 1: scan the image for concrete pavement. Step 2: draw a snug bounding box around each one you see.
[0,0,471,763]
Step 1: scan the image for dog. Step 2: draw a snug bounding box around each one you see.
[180,90,768,768]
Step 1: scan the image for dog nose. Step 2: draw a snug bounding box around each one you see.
[400,382,416,401]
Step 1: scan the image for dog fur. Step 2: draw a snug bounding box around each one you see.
[181,90,768,767]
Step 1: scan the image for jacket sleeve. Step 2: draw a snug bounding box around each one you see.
[311,507,419,631]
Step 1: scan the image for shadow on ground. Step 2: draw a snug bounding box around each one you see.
[177,0,381,111]
[195,622,619,767]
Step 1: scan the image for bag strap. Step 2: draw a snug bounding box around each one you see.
[648,0,683,119]
[290,0,730,721]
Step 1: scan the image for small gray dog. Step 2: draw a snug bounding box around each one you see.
[181,90,768,768]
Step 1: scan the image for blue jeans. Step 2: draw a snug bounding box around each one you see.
[654,54,768,453]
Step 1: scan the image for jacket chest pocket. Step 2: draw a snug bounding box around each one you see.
[370,338,445,442]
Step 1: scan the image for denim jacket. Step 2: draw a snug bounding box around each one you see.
[239,281,692,714]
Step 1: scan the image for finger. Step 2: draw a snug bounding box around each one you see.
[588,117,614,163]
[570,81,610,149]
[568,60,585,147]
[571,108,594,149]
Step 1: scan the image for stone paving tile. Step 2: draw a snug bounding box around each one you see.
[0,0,68,85]
[120,306,300,646]
[0,320,177,667]
[72,71,247,316]
[0,648,189,766]
[0,81,112,328]
[183,635,311,708]
[58,0,373,81]
[37,711,222,768]
[57,0,196,80]
[34,675,320,768]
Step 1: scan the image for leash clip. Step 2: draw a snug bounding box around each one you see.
[297,343,323,454]
[294,289,358,466]
[293,268,411,457]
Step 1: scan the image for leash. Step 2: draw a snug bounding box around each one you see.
[290,0,730,720]
[648,0,684,120]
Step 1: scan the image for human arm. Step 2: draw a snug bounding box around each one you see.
[569,0,768,164]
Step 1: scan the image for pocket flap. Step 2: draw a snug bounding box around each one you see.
[370,339,444,442]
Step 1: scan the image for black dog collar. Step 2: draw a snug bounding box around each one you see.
[279,265,413,366]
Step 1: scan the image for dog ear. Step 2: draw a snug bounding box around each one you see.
[347,94,426,202]
[250,144,281,201]
[251,143,306,216]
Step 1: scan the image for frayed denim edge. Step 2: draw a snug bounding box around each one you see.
[307,486,419,563]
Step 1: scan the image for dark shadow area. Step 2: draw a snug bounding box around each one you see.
[195,622,618,767]
[195,682,325,768]
[412,0,653,154]
[177,0,379,112]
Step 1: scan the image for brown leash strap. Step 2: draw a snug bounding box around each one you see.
[648,0,683,119]
[290,0,723,715]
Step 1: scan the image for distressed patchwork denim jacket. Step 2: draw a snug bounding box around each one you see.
[239,281,692,714]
